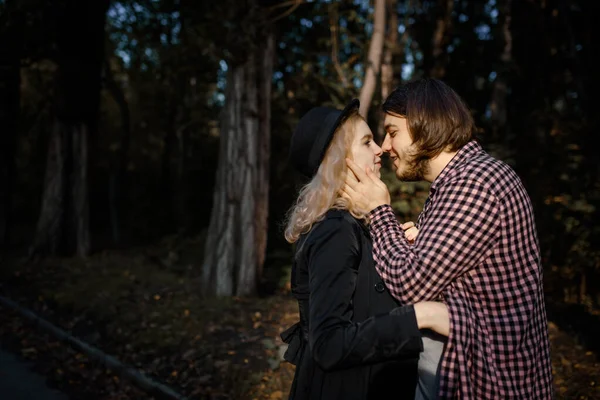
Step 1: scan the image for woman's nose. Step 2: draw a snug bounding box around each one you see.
[374,142,383,156]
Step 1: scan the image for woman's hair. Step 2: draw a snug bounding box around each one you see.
[382,78,475,162]
[284,109,367,243]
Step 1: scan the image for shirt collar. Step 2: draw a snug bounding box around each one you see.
[430,140,482,191]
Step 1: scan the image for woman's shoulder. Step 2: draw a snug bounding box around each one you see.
[306,209,363,238]
[323,208,349,220]
[298,210,363,256]
[323,208,361,226]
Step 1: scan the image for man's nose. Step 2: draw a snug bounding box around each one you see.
[381,134,391,152]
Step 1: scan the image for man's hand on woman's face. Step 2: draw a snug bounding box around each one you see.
[342,158,391,212]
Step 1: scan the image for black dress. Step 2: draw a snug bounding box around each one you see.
[281,209,423,400]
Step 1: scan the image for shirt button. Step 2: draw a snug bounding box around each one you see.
[374,282,385,293]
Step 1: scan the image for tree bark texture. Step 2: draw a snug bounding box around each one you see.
[202,32,274,297]
[359,0,386,118]
[31,122,90,257]
[489,0,512,145]
[429,0,453,79]
[104,59,131,245]
[30,0,109,257]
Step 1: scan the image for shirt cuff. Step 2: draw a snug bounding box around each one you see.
[368,204,397,232]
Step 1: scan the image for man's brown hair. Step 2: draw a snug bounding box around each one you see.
[382,78,476,162]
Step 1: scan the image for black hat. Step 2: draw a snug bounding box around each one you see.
[289,99,360,178]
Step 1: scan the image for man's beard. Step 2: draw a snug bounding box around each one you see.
[396,155,429,182]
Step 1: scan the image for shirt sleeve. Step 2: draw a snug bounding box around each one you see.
[306,217,423,371]
[369,179,501,303]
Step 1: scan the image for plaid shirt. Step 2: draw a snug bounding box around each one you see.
[369,141,553,399]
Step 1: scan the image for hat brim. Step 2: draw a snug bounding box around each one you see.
[334,98,360,134]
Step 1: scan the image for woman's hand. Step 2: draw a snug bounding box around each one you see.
[401,221,418,244]
[413,301,449,336]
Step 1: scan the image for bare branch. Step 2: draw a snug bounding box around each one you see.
[329,3,349,88]
[268,0,303,23]
[359,0,386,117]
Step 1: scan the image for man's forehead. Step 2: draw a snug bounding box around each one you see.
[385,112,407,124]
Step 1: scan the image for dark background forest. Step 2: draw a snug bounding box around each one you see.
[0,0,599,399]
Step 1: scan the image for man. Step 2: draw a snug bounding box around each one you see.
[343,78,553,399]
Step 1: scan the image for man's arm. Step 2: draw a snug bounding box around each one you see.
[306,217,423,371]
[370,179,501,303]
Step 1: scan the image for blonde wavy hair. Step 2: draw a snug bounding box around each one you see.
[284,110,368,244]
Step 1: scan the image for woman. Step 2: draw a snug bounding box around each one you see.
[281,99,448,400]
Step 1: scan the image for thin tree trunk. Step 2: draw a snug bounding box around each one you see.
[30,121,68,256]
[173,118,190,232]
[69,123,90,256]
[252,32,273,289]
[173,10,191,233]
[29,0,109,258]
[160,120,176,230]
[429,0,453,79]
[359,0,386,118]
[378,0,398,142]
[202,30,274,298]
[489,0,512,147]
[104,59,131,245]
[329,2,349,89]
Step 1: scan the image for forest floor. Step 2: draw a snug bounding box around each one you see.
[0,239,599,400]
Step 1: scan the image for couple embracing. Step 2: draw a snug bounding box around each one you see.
[280,78,554,400]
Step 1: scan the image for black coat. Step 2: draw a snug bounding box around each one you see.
[281,209,423,400]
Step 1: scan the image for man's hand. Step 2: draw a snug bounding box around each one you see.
[342,158,391,212]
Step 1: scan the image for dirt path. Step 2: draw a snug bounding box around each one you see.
[1,271,598,400]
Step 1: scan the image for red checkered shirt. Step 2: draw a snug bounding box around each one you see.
[369,141,553,399]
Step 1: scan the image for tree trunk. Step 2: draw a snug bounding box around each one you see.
[359,0,386,118]
[29,0,109,258]
[329,2,349,90]
[201,32,274,297]
[159,104,176,232]
[510,0,549,192]
[0,0,22,247]
[31,121,91,257]
[68,123,90,256]
[104,59,131,245]
[30,121,67,255]
[172,9,192,234]
[429,0,453,79]
[254,32,273,286]
[489,0,512,147]
[377,0,398,142]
